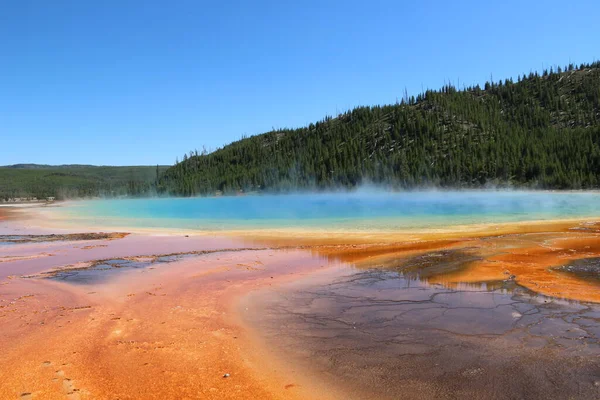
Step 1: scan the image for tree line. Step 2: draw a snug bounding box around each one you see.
[158,61,600,195]
[0,165,168,201]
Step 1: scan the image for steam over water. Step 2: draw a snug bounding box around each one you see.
[54,191,600,230]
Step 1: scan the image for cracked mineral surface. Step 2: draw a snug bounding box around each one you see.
[244,266,600,399]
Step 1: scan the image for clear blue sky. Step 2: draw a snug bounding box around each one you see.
[1,0,598,166]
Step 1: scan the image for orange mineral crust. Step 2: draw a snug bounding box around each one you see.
[278,221,600,303]
[2,218,600,399]
[0,243,335,400]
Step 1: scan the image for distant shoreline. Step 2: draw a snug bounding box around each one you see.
[6,186,600,204]
[0,201,55,207]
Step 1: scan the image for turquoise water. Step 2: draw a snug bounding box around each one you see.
[54,191,600,231]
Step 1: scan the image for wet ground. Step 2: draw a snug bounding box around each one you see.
[3,216,600,399]
[244,262,600,399]
[0,232,128,245]
[557,257,600,282]
[21,248,268,285]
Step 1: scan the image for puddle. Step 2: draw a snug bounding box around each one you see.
[383,249,482,281]
[34,254,195,285]
[24,248,268,285]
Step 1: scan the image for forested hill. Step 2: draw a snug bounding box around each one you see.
[0,165,168,200]
[159,61,600,195]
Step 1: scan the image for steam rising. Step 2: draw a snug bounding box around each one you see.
[53,190,600,232]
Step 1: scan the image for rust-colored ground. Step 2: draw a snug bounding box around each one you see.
[2,216,600,399]
[0,248,333,400]
[231,219,600,302]
[0,207,15,221]
[305,221,600,303]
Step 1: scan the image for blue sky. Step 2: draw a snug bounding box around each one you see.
[1,0,598,166]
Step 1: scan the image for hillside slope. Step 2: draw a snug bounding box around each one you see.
[160,61,600,195]
[0,165,168,200]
